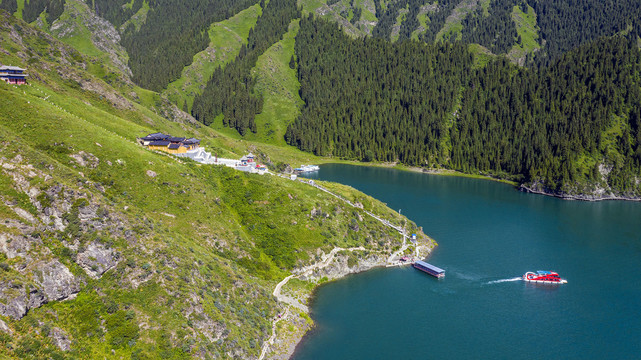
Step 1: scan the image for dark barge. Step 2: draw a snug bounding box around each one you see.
[413,260,445,278]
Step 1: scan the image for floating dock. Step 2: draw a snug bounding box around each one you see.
[413,260,445,278]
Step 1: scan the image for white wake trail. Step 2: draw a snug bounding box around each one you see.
[486,277,522,284]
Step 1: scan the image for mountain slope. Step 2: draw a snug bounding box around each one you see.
[0,11,432,358]
[286,16,641,199]
[163,4,263,113]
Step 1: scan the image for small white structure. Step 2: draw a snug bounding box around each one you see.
[175,149,268,174]
[175,148,215,164]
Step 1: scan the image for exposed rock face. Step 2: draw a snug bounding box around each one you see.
[305,252,388,282]
[0,260,80,320]
[0,234,38,259]
[76,242,118,278]
[50,327,72,351]
[69,151,100,168]
[0,280,46,320]
[32,260,81,301]
[51,0,132,78]
[520,180,641,201]
[0,319,11,334]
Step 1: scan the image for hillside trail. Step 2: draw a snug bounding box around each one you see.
[260,246,365,359]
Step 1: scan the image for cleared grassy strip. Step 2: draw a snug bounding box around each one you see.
[507,4,541,65]
[14,0,24,19]
[163,4,262,112]
[50,0,102,57]
[249,20,304,146]
[390,5,408,42]
[468,43,496,67]
[119,0,149,33]
[435,0,478,42]
[298,0,369,37]
[410,9,429,40]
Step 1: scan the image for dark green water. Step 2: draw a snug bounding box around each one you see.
[294,164,641,359]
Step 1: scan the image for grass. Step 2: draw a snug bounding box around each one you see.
[50,0,102,57]
[411,9,430,40]
[298,0,369,38]
[0,12,435,358]
[435,0,478,42]
[358,0,377,23]
[507,4,541,65]
[248,19,304,146]
[390,5,408,42]
[119,0,149,33]
[14,0,24,19]
[163,4,262,112]
[468,43,496,68]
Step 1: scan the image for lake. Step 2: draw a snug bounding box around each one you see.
[293,164,641,359]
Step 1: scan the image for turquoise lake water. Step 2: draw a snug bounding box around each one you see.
[293,164,641,359]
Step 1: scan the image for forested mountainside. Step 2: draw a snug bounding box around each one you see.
[371,0,641,66]
[286,17,641,197]
[0,12,428,359]
[191,0,301,135]
[2,0,641,357]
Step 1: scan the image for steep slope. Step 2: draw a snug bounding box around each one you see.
[163,4,263,113]
[0,11,433,359]
[286,17,641,199]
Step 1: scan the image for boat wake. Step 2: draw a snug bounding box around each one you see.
[486,277,522,284]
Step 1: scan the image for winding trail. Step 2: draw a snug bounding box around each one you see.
[260,174,419,359]
[258,308,290,360]
[261,246,365,358]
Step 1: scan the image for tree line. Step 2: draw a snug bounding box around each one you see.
[286,16,641,194]
[191,0,300,135]
[0,0,64,23]
[93,0,260,91]
[372,0,641,68]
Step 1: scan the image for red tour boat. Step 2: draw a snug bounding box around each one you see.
[523,271,567,284]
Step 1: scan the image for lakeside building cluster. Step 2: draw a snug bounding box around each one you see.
[138,132,267,174]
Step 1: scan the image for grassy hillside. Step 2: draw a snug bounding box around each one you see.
[434,0,477,42]
[248,20,303,146]
[163,4,262,112]
[298,0,372,37]
[0,11,430,358]
[507,4,541,65]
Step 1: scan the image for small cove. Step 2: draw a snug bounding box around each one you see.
[293,164,641,359]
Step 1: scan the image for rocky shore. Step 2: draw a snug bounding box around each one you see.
[262,240,435,359]
[519,184,641,202]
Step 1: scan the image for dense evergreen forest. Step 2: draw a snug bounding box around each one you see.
[0,0,64,23]
[95,0,260,91]
[370,0,641,67]
[287,15,471,164]
[191,0,300,134]
[528,0,641,66]
[453,38,641,190]
[460,0,518,55]
[287,17,641,194]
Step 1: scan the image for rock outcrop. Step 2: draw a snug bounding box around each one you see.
[76,242,118,278]
[0,260,79,320]
[50,327,72,351]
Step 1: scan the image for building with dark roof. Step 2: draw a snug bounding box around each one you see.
[138,132,200,154]
[0,65,28,85]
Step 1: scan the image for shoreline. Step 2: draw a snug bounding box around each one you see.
[314,160,641,202]
[263,163,639,357]
[518,184,641,202]
[261,240,435,359]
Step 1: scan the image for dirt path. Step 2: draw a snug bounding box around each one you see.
[258,308,290,360]
[261,246,366,358]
